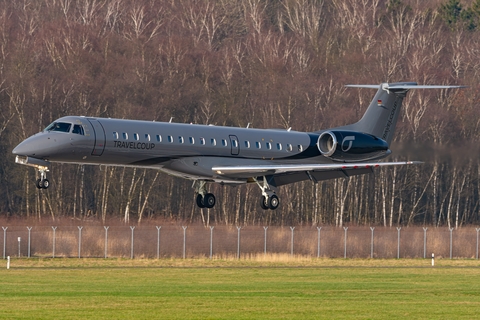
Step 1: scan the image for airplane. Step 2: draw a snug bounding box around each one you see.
[12,82,464,210]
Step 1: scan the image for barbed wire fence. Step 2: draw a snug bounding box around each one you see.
[2,225,480,259]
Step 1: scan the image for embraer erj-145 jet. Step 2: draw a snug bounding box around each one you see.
[13,82,463,210]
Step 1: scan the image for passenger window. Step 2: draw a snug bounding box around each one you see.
[145,134,150,141]
[168,136,173,143]
[133,133,139,141]
[255,142,261,149]
[200,137,205,145]
[72,125,84,135]
[156,135,162,142]
[113,132,119,139]
[222,139,228,147]
[179,136,184,143]
[123,133,128,140]
[211,138,216,146]
[276,143,282,150]
[286,144,293,152]
[298,145,303,152]
[189,137,194,144]
[245,141,250,148]
[266,142,272,150]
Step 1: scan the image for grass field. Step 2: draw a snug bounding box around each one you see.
[0,258,479,319]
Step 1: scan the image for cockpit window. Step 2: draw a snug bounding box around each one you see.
[45,122,72,133]
[72,124,84,135]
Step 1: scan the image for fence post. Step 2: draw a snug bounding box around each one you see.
[263,227,268,255]
[317,227,322,258]
[370,227,375,259]
[182,226,187,259]
[2,227,7,259]
[290,227,295,256]
[52,226,57,258]
[27,227,32,258]
[396,227,401,259]
[130,226,135,259]
[343,227,348,259]
[78,226,83,258]
[449,228,454,259]
[156,226,161,259]
[17,237,21,258]
[423,227,428,258]
[476,228,480,260]
[104,226,109,258]
[209,226,214,259]
[236,226,241,259]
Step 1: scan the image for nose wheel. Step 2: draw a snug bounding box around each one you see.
[36,178,50,189]
[35,169,50,189]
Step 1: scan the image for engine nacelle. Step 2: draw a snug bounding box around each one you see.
[317,131,389,161]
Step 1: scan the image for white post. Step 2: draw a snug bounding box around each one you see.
[370,227,375,259]
[52,227,57,258]
[17,237,21,258]
[209,226,214,259]
[27,227,32,258]
[290,227,295,256]
[432,253,435,267]
[130,226,135,259]
[78,226,83,258]
[317,227,322,258]
[182,226,187,259]
[423,227,428,258]
[156,226,161,259]
[104,226,109,258]
[343,227,348,259]
[6,256,10,269]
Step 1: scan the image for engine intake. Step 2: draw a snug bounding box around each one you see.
[317,131,337,156]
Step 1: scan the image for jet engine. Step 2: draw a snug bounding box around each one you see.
[317,130,389,161]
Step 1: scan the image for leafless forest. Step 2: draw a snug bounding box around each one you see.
[1,0,480,227]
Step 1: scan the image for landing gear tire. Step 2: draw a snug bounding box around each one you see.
[36,179,50,189]
[196,194,205,208]
[260,196,269,210]
[268,195,279,210]
[204,193,216,209]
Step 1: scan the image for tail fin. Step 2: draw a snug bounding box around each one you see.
[338,82,465,145]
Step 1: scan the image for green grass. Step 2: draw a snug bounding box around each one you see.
[0,258,479,319]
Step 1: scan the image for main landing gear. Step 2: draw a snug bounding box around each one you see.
[194,181,216,209]
[35,168,50,189]
[255,177,279,210]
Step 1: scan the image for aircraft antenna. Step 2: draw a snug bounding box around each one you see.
[169,117,174,123]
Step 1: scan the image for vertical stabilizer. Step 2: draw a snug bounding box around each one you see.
[336,82,464,145]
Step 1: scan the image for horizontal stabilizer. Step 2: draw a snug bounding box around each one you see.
[346,84,466,90]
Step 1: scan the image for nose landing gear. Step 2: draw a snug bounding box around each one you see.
[36,168,50,189]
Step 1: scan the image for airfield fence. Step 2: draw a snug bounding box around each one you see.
[2,225,480,259]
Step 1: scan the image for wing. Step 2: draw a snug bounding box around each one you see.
[213,161,420,186]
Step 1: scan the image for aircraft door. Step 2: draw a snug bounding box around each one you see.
[229,135,239,155]
[87,118,106,156]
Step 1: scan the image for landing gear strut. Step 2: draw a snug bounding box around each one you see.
[193,181,216,209]
[255,177,279,210]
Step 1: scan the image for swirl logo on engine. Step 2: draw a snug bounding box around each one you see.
[341,136,355,152]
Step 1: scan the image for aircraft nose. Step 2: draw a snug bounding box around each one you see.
[12,135,46,157]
